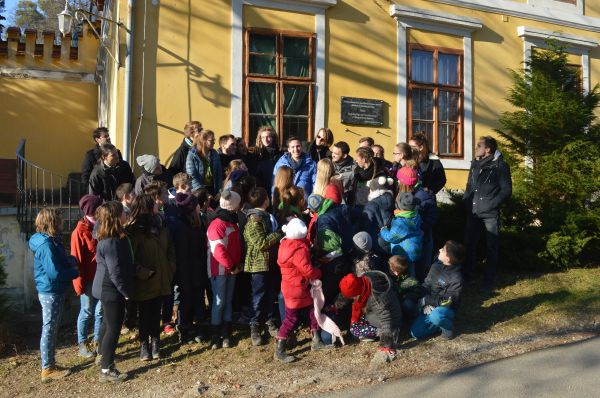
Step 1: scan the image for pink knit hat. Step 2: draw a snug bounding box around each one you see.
[396,166,418,187]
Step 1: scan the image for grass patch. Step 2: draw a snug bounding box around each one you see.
[458,268,600,336]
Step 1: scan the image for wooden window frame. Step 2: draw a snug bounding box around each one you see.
[243,28,316,146]
[408,43,464,158]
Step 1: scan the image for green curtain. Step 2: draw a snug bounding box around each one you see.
[283,37,309,78]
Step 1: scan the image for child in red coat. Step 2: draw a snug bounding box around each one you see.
[275,218,325,363]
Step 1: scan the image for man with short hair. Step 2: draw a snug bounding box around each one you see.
[331,141,355,200]
[168,121,202,175]
[81,127,124,187]
[372,144,392,173]
[358,137,374,148]
[218,134,237,176]
[463,136,512,293]
[272,136,317,197]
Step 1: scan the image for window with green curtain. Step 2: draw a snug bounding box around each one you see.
[245,29,314,146]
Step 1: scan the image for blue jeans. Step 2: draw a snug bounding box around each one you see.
[77,283,102,344]
[210,275,236,325]
[39,293,65,369]
[410,306,455,339]
[250,272,273,326]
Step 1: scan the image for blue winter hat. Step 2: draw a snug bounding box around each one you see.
[307,194,324,212]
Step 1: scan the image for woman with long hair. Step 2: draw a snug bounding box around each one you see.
[222,159,249,191]
[186,130,223,194]
[272,165,294,209]
[253,126,281,193]
[93,201,134,382]
[350,146,386,207]
[126,194,175,361]
[312,158,336,197]
[408,132,446,195]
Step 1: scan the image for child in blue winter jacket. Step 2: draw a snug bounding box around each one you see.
[29,208,79,382]
[379,192,423,277]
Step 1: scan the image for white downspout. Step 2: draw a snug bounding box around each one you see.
[122,0,134,162]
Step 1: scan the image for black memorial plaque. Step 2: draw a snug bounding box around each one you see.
[341,97,384,126]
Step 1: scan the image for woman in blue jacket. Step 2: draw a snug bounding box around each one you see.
[186,130,223,195]
[272,136,316,198]
[29,208,79,382]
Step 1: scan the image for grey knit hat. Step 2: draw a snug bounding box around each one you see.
[136,154,160,174]
[220,189,241,211]
[352,231,372,253]
[396,192,416,211]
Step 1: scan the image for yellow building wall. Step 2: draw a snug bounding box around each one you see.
[243,5,314,31]
[129,0,232,171]
[0,27,99,178]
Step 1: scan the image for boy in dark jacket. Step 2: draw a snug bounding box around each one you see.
[410,240,465,340]
[243,187,283,346]
[388,255,421,320]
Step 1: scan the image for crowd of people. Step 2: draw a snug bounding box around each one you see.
[29,122,512,383]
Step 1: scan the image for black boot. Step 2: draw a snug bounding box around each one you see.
[151,337,162,360]
[250,323,264,346]
[222,322,232,349]
[210,325,221,350]
[140,340,151,361]
[265,319,279,338]
[274,339,296,363]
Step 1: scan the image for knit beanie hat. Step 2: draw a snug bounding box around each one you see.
[396,192,416,211]
[339,273,365,299]
[136,154,161,174]
[307,194,324,212]
[220,189,241,211]
[229,169,248,186]
[282,217,308,240]
[175,192,198,213]
[323,182,343,205]
[352,231,372,253]
[396,166,418,187]
[79,194,103,217]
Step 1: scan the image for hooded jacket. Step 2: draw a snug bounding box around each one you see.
[186,147,223,194]
[273,152,317,197]
[29,233,79,294]
[422,259,463,311]
[92,237,134,301]
[363,271,403,333]
[413,187,439,232]
[134,165,173,196]
[314,200,359,259]
[70,218,97,296]
[243,208,282,273]
[207,209,242,277]
[380,210,423,263]
[360,189,394,254]
[278,238,322,309]
[173,209,208,294]
[88,160,135,201]
[464,150,512,218]
[418,153,447,195]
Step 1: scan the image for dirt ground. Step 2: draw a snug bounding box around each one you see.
[1,316,598,398]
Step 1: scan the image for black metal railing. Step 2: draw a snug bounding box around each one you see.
[16,139,85,238]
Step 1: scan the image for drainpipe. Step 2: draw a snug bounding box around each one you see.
[122,0,134,162]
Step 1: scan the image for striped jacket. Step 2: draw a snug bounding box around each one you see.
[207,215,242,277]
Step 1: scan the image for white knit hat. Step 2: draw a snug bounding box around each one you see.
[136,154,160,174]
[282,218,308,240]
[219,189,241,211]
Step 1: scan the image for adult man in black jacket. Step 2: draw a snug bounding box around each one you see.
[463,136,512,292]
[81,127,121,187]
[168,121,201,175]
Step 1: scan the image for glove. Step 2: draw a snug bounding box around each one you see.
[440,297,453,307]
[423,305,434,315]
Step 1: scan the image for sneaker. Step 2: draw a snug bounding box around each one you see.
[99,367,128,383]
[163,324,176,336]
[78,342,96,358]
[41,366,71,382]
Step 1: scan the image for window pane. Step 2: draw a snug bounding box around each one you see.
[249,82,276,115]
[249,55,276,75]
[249,34,276,54]
[438,123,459,155]
[283,37,310,78]
[438,90,460,122]
[412,123,434,146]
[411,50,434,83]
[411,88,434,120]
[249,116,276,147]
[283,85,309,116]
[438,53,459,86]
[282,117,309,144]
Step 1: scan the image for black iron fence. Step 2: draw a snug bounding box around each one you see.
[16,139,85,239]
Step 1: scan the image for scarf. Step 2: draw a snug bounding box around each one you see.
[310,279,345,345]
[216,208,239,224]
[351,277,372,324]
[394,209,418,218]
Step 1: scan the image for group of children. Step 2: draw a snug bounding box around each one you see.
[29,129,467,383]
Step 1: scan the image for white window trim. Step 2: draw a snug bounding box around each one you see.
[528,0,583,15]
[231,0,335,139]
[518,26,599,94]
[391,4,482,170]
[426,0,600,33]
